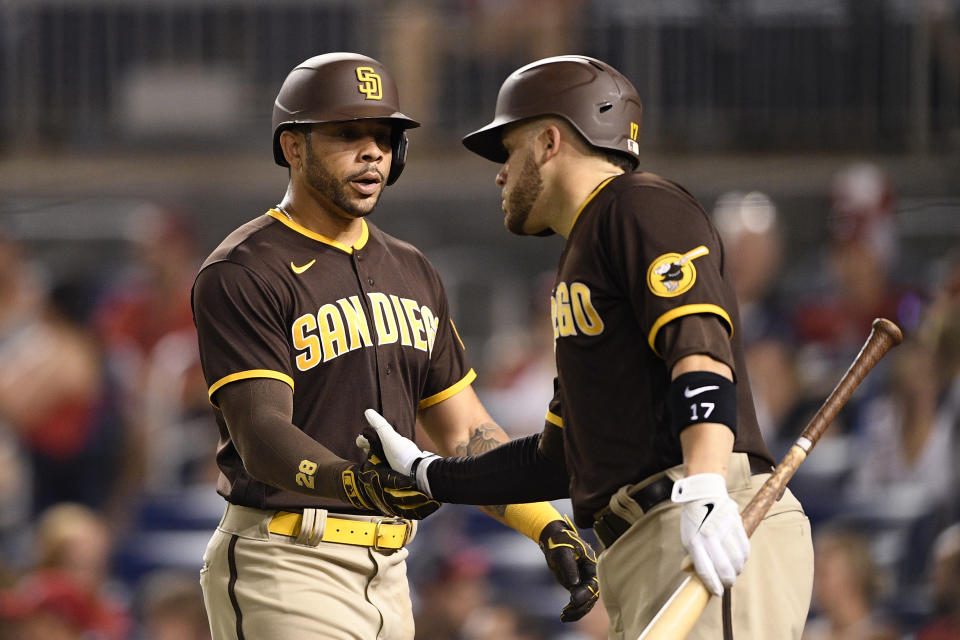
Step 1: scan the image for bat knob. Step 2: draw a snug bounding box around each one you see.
[872,318,903,346]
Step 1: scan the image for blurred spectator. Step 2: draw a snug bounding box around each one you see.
[556,599,610,640]
[841,253,960,584]
[137,570,210,640]
[414,547,492,640]
[846,336,956,516]
[30,503,130,636]
[791,162,924,455]
[1,502,132,640]
[923,251,960,410]
[916,523,960,640]
[0,231,119,516]
[383,0,585,127]
[92,205,214,498]
[461,603,545,640]
[478,273,557,437]
[35,504,113,592]
[94,205,199,374]
[794,163,922,360]
[712,190,787,344]
[712,191,803,446]
[0,571,109,640]
[803,524,899,640]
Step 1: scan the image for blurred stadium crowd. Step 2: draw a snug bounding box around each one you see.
[0,0,958,639]
[0,162,957,639]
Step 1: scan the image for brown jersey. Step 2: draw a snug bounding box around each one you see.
[541,172,772,527]
[192,209,474,512]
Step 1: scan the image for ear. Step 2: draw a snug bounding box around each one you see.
[535,124,563,164]
[279,129,307,170]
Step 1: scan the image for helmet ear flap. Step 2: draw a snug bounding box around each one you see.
[387,130,408,186]
[273,125,292,168]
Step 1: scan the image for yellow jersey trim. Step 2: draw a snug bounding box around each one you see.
[450,319,466,350]
[570,176,617,232]
[267,210,369,253]
[647,304,734,358]
[208,369,295,406]
[418,369,477,409]
[545,411,563,428]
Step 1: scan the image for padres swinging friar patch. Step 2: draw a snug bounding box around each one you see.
[646,245,710,297]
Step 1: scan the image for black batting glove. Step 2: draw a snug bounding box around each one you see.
[341,460,440,520]
[538,516,600,622]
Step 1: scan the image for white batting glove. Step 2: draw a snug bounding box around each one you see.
[671,473,750,597]
[361,409,439,497]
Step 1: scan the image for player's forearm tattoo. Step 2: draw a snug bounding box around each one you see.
[458,422,509,518]
[455,423,502,457]
[481,504,508,518]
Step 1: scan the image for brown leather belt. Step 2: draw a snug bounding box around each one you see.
[593,454,773,549]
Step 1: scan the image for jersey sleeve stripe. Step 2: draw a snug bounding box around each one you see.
[418,369,477,409]
[646,304,734,358]
[208,370,295,406]
[545,410,563,428]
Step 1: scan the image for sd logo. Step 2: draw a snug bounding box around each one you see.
[356,66,382,100]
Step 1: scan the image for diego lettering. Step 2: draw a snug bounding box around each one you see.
[551,281,604,339]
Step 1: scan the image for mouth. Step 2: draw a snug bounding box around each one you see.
[350,172,383,196]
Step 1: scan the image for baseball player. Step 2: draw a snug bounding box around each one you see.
[363,56,814,639]
[191,53,598,640]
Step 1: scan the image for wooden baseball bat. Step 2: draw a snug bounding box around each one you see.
[637,318,903,640]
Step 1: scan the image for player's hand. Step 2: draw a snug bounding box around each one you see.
[671,473,749,597]
[361,409,439,494]
[341,460,440,520]
[538,517,600,622]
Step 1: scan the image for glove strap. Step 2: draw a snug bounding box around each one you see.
[411,454,439,498]
[671,473,727,503]
[341,468,372,510]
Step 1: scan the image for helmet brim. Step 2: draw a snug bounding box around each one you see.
[462,120,509,164]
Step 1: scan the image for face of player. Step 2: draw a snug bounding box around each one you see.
[302,120,393,220]
[496,126,547,236]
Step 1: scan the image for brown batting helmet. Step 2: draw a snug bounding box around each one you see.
[462,55,643,168]
[272,52,420,185]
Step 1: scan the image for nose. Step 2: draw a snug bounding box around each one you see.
[495,165,507,187]
[360,136,386,164]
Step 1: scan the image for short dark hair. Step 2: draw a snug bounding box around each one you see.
[597,148,637,173]
[290,123,314,142]
[551,117,636,172]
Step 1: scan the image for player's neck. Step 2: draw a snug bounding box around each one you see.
[552,161,623,238]
[278,190,365,247]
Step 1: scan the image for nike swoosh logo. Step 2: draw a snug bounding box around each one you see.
[290,259,316,274]
[684,385,719,398]
[699,502,715,530]
[547,540,574,551]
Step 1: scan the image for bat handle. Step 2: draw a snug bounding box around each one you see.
[638,318,903,639]
[636,576,711,640]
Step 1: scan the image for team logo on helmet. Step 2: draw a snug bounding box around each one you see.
[647,245,710,297]
[356,67,382,100]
